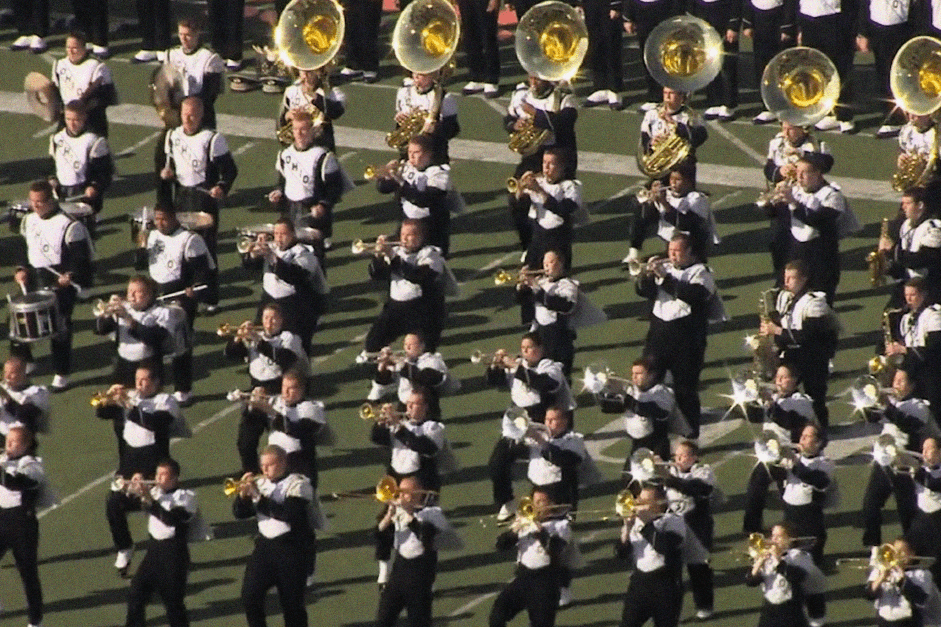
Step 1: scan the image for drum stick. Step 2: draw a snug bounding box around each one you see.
[156,284,208,301]
[45,268,88,299]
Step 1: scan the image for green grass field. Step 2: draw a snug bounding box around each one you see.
[0,8,919,626]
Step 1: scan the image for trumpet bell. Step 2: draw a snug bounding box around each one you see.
[494,269,514,285]
[275,0,345,70]
[360,402,378,421]
[583,361,612,394]
[392,0,460,74]
[891,36,941,116]
[515,1,588,81]
[851,375,884,410]
[761,47,840,126]
[615,490,636,518]
[223,477,240,497]
[644,16,722,93]
[376,475,399,503]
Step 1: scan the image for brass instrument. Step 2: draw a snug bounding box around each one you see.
[730,369,777,408]
[356,348,408,364]
[755,179,791,208]
[90,386,131,408]
[637,122,692,180]
[351,239,402,255]
[471,350,522,367]
[755,429,799,465]
[582,361,631,394]
[629,447,674,481]
[505,406,551,439]
[150,63,184,128]
[236,225,274,256]
[748,288,781,380]
[893,150,937,192]
[851,375,896,411]
[223,474,263,497]
[216,322,265,342]
[890,36,941,116]
[515,1,588,82]
[869,308,906,379]
[644,16,722,92]
[506,176,524,194]
[113,476,159,496]
[364,161,404,181]
[746,532,817,562]
[92,295,127,318]
[761,47,840,127]
[360,402,403,425]
[24,72,62,123]
[501,495,570,528]
[226,389,271,406]
[274,0,344,70]
[627,256,670,280]
[837,542,936,570]
[493,268,545,286]
[277,102,328,146]
[508,117,553,157]
[375,474,439,504]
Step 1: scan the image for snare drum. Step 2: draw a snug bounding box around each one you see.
[61,201,95,233]
[130,206,155,246]
[8,290,62,342]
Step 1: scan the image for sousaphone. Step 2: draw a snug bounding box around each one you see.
[889,36,941,189]
[24,72,62,123]
[515,0,588,82]
[275,0,345,71]
[761,47,840,126]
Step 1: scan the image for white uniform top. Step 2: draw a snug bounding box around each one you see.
[782,454,833,506]
[667,463,716,516]
[641,106,701,144]
[764,392,817,441]
[164,47,224,97]
[50,129,110,187]
[277,144,338,202]
[776,290,830,333]
[517,517,571,569]
[165,127,229,188]
[532,276,578,327]
[248,331,307,382]
[934,0,941,30]
[526,177,582,231]
[509,359,575,410]
[652,262,717,322]
[395,85,458,119]
[267,397,327,454]
[870,566,932,621]
[282,84,345,113]
[263,241,325,299]
[254,473,313,539]
[628,513,686,572]
[388,420,445,474]
[508,84,576,149]
[0,384,50,436]
[395,352,449,405]
[918,466,941,513]
[868,0,911,24]
[899,123,938,159]
[147,487,197,540]
[788,183,848,242]
[123,392,181,448]
[0,453,45,509]
[115,303,176,361]
[527,430,587,485]
[897,219,941,280]
[901,305,941,348]
[622,383,675,440]
[393,505,450,559]
[751,0,784,9]
[22,210,90,270]
[656,190,714,244]
[145,227,214,285]
[387,245,445,302]
[798,0,842,17]
[51,56,113,104]
[767,134,818,169]
[757,554,796,604]
[400,163,450,219]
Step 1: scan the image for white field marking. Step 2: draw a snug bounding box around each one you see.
[31,122,58,139]
[447,591,500,617]
[311,331,368,366]
[482,97,508,116]
[232,140,257,157]
[710,189,744,209]
[706,120,765,165]
[0,92,897,202]
[37,404,241,519]
[338,150,359,163]
[115,130,162,158]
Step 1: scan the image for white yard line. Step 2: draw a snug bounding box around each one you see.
[114,130,162,158]
[706,120,766,165]
[447,591,500,617]
[232,140,257,157]
[31,122,58,139]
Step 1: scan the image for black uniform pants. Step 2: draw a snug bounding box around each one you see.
[174,185,220,306]
[525,224,573,275]
[366,298,440,353]
[136,0,173,51]
[125,538,190,627]
[10,284,76,376]
[0,508,43,626]
[489,565,560,627]
[458,0,500,84]
[72,0,109,47]
[376,554,437,627]
[107,490,144,551]
[489,436,527,506]
[584,0,623,92]
[798,13,855,121]
[207,0,245,61]
[749,6,788,87]
[341,0,382,72]
[242,536,308,627]
[644,319,707,438]
[868,22,912,119]
[237,408,268,474]
[533,320,575,378]
[743,462,783,533]
[686,512,714,611]
[633,2,678,102]
[12,0,48,36]
[620,568,682,627]
[783,501,826,565]
[862,463,917,547]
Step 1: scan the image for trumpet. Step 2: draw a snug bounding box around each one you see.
[364,161,404,181]
[217,322,265,342]
[504,406,551,439]
[493,268,545,286]
[351,239,402,255]
[755,179,792,208]
[754,430,800,465]
[583,362,631,394]
[626,256,670,280]
[635,183,666,204]
[360,402,403,425]
[226,389,271,406]
[92,295,127,317]
[851,375,896,411]
[90,386,131,408]
[471,349,521,367]
[113,476,159,496]
[628,447,674,481]
[236,233,271,255]
[223,474,263,497]
[506,174,539,194]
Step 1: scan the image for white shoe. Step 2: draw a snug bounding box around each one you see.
[173,391,191,405]
[875,124,902,138]
[29,35,47,53]
[558,587,572,607]
[377,560,390,585]
[639,101,658,112]
[696,609,713,620]
[814,115,840,131]
[132,49,157,63]
[462,81,483,95]
[520,250,527,263]
[367,381,387,402]
[716,105,735,121]
[808,620,825,627]
[497,500,516,523]
[50,375,68,391]
[703,106,721,119]
[621,247,640,264]
[114,548,133,571]
[585,90,608,105]
[92,45,109,58]
[156,50,167,62]
[483,83,499,98]
[752,110,776,124]
[355,350,370,365]
[10,35,31,50]
[608,91,623,110]
[306,574,316,587]
[225,58,243,71]
[839,120,856,134]
[362,71,378,83]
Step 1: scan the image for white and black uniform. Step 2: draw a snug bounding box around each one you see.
[490,516,571,627]
[125,485,197,627]
[275,143,343,240]
[666,463,716,614]
[637,260,720,438]
[12,207,94,377]
[371,418,445,494]
[279,83,346,152]
[616,513,686,627]
[225,330,307,393]
[393,84,459,164]
[365,245,447,352]
[369,351,452,417]
[898,304,941,420]
[897,122,940,199]
[909,462,941,587]
[887,216,941,307]
[742,0,795,87]
[516,274,578,375]
[378,162,452,256]
[598,381,674,461]
[746,549,818,627]
[0,383,50,446]
[783,452,835,564]
[375,505,451,627]
[94,300,183,386]
[487,358,575,424]
[51,54,117,136]
[865,564,936,627]
[522,175,582,270]
[234,472,315,627]
[797,0,856,123]
[0,449,46,626]
[262,396,327,488]
[640,106,708,167]
[631,186,715,261]
[49,125,113,215]
[162,46,224,128]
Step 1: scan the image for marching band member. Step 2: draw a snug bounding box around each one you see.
[393,70,460,165]
[865,538,938,627]
[244,218,328,356]
[49,101,113,225]
[896,114,941,205]
[516,250,578,376]
[359,220,449,355]
[97,363,186,576]
[0,426,47,627]
[515,148,583,271]
[638,88,707,175]
[742,0,795,123]
[787,424,834,565]
[224,303,307,396]
[856,0,915,138]
[797,0,857,134]
[582,0,623,110]
[124,458,196,627]
[339,0,381,83]
[887,278,941,421]
[598,356,674,462]
[234,444,316,627]
[136,204,214,404]
[862,367,931,547]
[0,357,50,449]
[504,75,578,251]
[663,440,716,620]
[691,0,741,122]
[51,31,118,137]
[489,487,571,627]
[12,179,94,391]
[615,484,685,627]
[760,260,839,430]
[458,0,501,99]
[163,18,225,129]
[377,134,453,256]
[131,0,172,62]
[375,476,457,625]
[207,0,245,70]
[905,437,941,595]
[160,95,238,310]
[95,275,185,388]
[636,233,723,439]
[746,523,826,627]
[487,332,575,425]
[745,363,819,446]
[278,68,346,152]
[623,7,681,110]
[8,0,49,52]
[367,332,455,418]
[268,110,344,251]
[878,190,941,308]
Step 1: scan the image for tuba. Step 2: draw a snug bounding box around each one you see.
[385,0,460,152]
[760,47,840,127]
[508,1,588,156]
[890,37,941,190]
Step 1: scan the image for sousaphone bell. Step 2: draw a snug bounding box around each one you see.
[392,0,461,74]
[643,16,723,93]
[24,71,62,123]
[760,47,840,126]
[275,0,345,71]
[890,36,941,116]
[515,0,588,82]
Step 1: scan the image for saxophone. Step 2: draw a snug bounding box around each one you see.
[868,308,905,382]
[748,288,781,381]
[386,82,443,152]
[866,217,890,287]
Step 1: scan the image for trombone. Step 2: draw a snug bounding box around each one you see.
[223,474,263,497]
[351,239,401,255]
[744,532,817,563]
[493,267,545,286]
[499,495,571,529]
[837,542,936,570]
[332,475,439,505]
[90,386,131,408]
